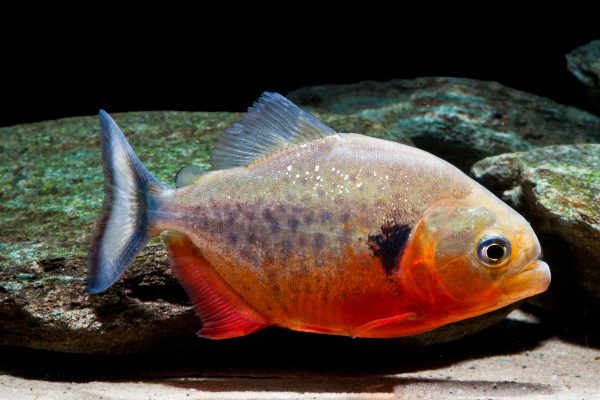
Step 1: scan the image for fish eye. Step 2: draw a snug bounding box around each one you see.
[477,236,511,267]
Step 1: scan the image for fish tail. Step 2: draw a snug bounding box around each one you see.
[88,110,168,294]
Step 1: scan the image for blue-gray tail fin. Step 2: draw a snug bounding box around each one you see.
[88,110,166,294]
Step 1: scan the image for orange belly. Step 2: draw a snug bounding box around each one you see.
[167,233,421,339]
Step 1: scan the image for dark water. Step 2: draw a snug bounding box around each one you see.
[2,33,598,127]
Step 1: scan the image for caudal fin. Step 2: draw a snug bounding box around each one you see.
[88,110,166,294]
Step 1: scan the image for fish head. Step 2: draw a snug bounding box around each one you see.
[399,187,550,318]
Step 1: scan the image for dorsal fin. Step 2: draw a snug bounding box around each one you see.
[211,92,337,169]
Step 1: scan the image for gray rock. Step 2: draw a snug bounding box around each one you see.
[472,144,600,314]
[1,111,501,354]
[567,40,600,110]
[289,77,600,171]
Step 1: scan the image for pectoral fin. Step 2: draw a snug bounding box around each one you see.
[350,312,417,338]
[167,234,269,339]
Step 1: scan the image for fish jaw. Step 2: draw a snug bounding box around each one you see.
[453,260,551,324]
[497,223,551,303]
[501,259,551,302]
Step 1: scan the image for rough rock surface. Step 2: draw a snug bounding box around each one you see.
[289,77,600,170]
[472,144,600,314]
[567,39,600,110]
[3,111,520,355]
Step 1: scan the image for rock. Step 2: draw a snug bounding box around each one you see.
[1,111,506,354]
[567,40,600,110]
[471,144,600,315]
[289,77,600,171]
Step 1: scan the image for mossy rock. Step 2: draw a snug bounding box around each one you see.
[472,144,600,315]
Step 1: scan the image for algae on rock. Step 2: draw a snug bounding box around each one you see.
[472,144,600,315]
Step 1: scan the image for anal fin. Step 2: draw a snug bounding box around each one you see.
[167,234,269,339]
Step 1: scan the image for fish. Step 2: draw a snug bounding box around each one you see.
[88,93,551,339]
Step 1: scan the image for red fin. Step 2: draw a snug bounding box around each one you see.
[350,312,417,338]
[295,324,344,335]
[167,234,269,339]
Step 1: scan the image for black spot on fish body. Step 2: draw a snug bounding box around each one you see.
[262,208,280,233]
[298,235,307,247]
[227,232,238,244]
[269,220,280,234]
[227,213,237,226]
[247,231,258,244]
[320,211,331,223]
[368,224,412,275]
[304,212,314,225]
[287,217,300,231]
[262,208,273,221]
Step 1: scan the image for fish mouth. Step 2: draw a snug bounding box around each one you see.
[503,259,551,300]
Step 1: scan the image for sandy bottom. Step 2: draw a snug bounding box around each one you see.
[1,311,599,400]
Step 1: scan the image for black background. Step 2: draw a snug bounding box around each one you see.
[2,17,598,127]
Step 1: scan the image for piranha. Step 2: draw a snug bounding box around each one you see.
[88,93,550,339]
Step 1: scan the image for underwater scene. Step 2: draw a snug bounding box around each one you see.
[1,35,599,399]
